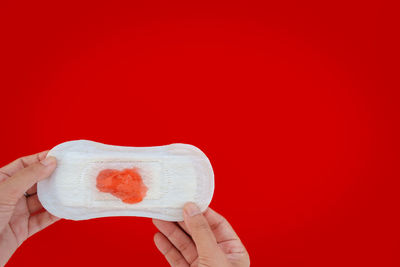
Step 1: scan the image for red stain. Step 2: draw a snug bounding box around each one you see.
[96,168,148,204]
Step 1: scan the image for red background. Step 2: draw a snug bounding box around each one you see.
[1,0,399,266]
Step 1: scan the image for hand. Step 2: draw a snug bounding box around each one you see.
[153,203,250,267]
[0,151,59,266]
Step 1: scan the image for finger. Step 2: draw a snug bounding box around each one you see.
[177,221,190,234]
[26,183,37,195]
[203,208,240,243]
[0,150,49,178]
[203,208,249,260]
[28,210,60,237]
[0,170,10,183]
[0,157,56,204]
[27,194,44,214]
[153,219,198,265]
[183,203,219,257]
[154,232,189,267]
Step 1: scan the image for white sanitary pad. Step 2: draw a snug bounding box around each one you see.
[37,140,214,221]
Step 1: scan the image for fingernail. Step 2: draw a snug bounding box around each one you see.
[184,202,201,217]
[41,156,56,166]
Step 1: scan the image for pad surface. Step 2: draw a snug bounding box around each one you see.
[37,140,214,221]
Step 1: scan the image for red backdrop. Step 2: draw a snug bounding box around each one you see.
[1,0,399,266]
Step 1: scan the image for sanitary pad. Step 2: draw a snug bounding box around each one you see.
[37,140,214,221]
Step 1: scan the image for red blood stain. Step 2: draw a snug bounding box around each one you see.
[96,168,148,204]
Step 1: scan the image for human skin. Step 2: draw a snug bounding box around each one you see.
[0,151,59,266]
[153,203,250,267]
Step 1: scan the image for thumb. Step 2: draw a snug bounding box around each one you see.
[183,203,219,257]
[0,156,57,204]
